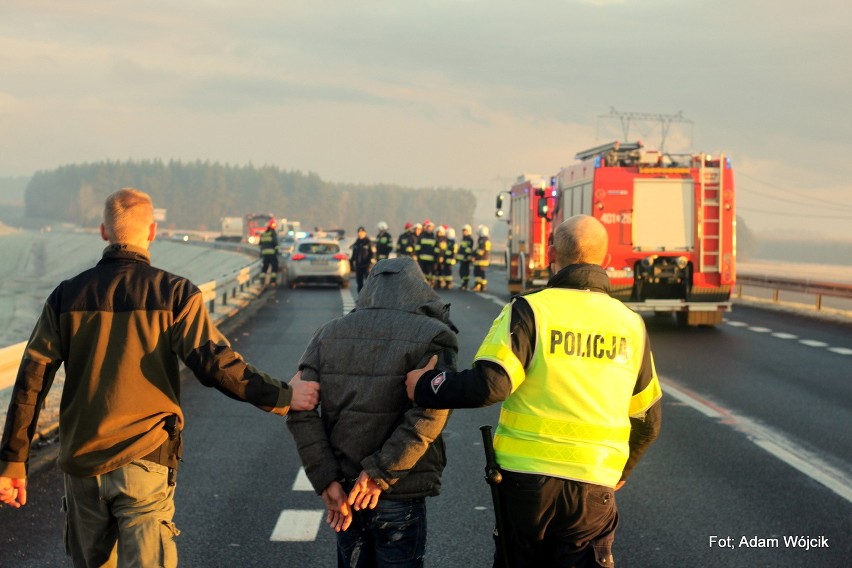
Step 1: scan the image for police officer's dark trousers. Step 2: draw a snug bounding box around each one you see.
[493,471,617,568]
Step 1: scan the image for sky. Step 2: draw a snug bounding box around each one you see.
[2,0,852,238]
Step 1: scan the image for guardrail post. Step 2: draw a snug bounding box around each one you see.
[816,294,822,311]
[773,289,780,303]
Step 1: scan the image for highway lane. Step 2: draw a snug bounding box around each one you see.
[1,271,850,566]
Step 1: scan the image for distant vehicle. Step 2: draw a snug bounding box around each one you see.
[244,213,276,245]
[279,235,297,258]
[283,237,351,289]
[216,216,243,242]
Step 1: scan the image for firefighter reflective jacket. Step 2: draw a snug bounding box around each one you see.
[259,229,278,255]
[473,236,490,266]
[473,287,661,487]
[457,235,474,262]
[417,232,437,262]
[376,230,393,259]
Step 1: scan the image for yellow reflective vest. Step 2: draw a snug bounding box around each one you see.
[474,288,661,487]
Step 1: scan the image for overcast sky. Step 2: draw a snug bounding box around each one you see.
[2,1,851,237]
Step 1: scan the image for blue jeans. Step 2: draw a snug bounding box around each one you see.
[336,498,427,568]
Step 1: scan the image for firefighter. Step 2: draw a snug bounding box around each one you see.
[434,225,448,289]
[396,222,416,257]
[457,224,474,291]
[471,225,491,292]
[415,220,437,286]
[441,226,457,290]
[259,219,279,286]
[375,221,393,261]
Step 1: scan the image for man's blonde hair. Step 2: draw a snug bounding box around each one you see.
[103,188,154,244]
[552,215,608,266]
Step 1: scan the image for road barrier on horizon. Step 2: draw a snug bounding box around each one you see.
[0,239,265,392]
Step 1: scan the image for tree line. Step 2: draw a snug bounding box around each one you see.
[24,160,478,234]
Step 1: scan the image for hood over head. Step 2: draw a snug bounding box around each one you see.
[356,257,455,327]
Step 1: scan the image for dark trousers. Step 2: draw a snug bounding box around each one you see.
[336,498,427,568]
[355,265,370,292]
[494,471,617,568]
[459,262,471,287]
[261,254,279,273]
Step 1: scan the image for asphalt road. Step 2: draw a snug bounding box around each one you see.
[1,271,850,567]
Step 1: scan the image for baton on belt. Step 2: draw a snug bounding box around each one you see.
[480,425,510,568]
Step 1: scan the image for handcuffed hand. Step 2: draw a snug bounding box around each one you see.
[0,476,27,508]
[405,355,438,401]
[289,371,320,411]
[347,470,382,512]
[321,481,352,532]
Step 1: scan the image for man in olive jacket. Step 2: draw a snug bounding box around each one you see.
[0,188,319,568]
[287,256,458,568]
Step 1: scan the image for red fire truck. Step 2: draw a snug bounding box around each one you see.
[244,213,276,245]
[498,174,557,294]
[497,141,736,326]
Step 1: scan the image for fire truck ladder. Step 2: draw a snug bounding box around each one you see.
[697,154,724,273]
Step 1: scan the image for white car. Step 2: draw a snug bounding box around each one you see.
[283,238,351,289]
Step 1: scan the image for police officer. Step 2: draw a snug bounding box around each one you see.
[350,226,373,293]
[405,215,662,567]
[396,222,416,258]
[375,221,393,261]
[415,220,437,286]
[259,219,279,285]
[472,225,491,292]
[457,224,474,291]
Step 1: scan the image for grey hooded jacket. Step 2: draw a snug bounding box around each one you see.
[287,257,458,500]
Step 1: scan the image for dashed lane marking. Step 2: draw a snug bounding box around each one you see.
[292,467,313,492]
[771,332,797,339]
[725,320,850,356]
[663,378,852,504]
[270,510,324,542]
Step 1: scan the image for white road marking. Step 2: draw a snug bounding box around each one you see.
[270,510,324,542]
[663,378,852,504]
[292,467,313,492]
[340,287,356,314]
[477,292,507,307]
[726,320,849,357]
[771,332,797,339]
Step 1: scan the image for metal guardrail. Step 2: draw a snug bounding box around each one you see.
[735,274,852,311]
[0,241,264,391]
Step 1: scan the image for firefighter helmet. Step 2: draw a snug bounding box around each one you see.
[478,225,489,237]
[436,225,446,235]
[404,222,413,230]
[268,220,277,229]
[448,228,456,240]
[462,224,472,233]
[424,220,435,230]
[414,223,423,230]
[377,221,388,231]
